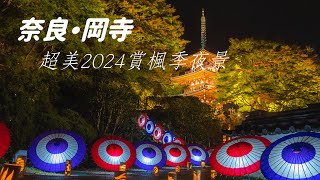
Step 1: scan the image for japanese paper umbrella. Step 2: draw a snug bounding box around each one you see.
[145,120,155,136]
[210,136,271,176]
[162,131,174,144]
[187,144,209,166]
[153,125,164,142]
[173,137,185,145]
[91,136,136,171]
[137,113,148,129]
[134,141,166,170]
[163,143,190,167]
[28,130,86,172]
[0,121,10,159]
[261,132,320,180]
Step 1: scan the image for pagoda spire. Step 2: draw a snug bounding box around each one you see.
[201,8,207,49]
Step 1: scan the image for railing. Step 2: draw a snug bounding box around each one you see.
[183,66,217,75]
[184,84,214,95]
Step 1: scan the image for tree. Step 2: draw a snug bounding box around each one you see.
[0,0,188,152]
[147,96,222,147]
[216,38,320,112]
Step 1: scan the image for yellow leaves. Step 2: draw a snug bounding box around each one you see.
[218,38,320,112]
[258,93,273,103]
[267,102,282,112]
[234,64,241,70]
[131,26,144,33]
[148,18,164,27]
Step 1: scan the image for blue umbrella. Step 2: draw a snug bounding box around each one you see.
[261,132,320,180]
[187,144,209,166]
[162,131,174,144]
[145,120,155,136]
[134,141,166,170]
[28,130,86,172]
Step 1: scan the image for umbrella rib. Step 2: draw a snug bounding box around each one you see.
[298,153,309,179]
[271,151,287,178]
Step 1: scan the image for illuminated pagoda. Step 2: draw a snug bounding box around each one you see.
[172,9,220,104]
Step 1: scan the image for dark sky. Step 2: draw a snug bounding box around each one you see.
[167,0,320,53]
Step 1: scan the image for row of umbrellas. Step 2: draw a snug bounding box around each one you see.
[2,120,320,179]
[25,130,209,172]
[211,133,320,180]
[137,113,320,179]
[138,113,185,144]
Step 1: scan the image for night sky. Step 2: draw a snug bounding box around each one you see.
[167,0,320,53]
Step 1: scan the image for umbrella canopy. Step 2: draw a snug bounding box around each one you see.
[261,132,320,180]
[163,143,190,167]
[145,120,155,136]
[210,136,271,176]
[0,121,10,159]
[153,125,164,142]
[91,136,136,171]
[162,131,174,144]
[13,150,27,162]
[187,144,209,166]
[28,130,86,172]
[173,137,185,145]
[138,113,148,129]
[134,141,167,170]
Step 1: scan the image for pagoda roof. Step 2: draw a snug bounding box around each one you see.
[172,68,216,83]
[183,49,217,68]
[174,84,215,97]
[183,87,215,97]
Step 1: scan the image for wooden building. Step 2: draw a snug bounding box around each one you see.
[172,49,217,104]
[224,104,320,140]
[172,9,219,104]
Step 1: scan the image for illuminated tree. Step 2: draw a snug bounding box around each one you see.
[216,38,320,112]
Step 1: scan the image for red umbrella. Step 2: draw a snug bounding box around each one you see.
[173,137,185,145]
[91,136,136,171]
[137,113,148,129]
[210,136,270,176]
[0,121,10,159]
[153,125,164,142]
[163,143,190,167]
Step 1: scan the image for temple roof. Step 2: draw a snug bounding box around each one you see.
[224,104,320,136]
[182,49,217,68]
[182,85,215,97]
[172,68,216,82]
